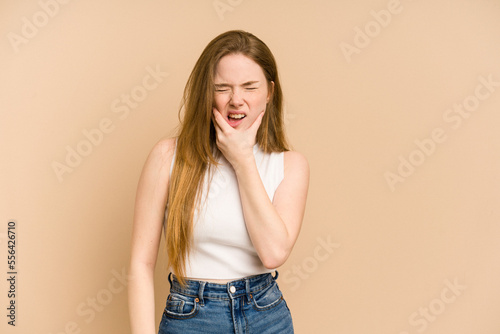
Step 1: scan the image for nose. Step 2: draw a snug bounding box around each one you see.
[230,89,244,107]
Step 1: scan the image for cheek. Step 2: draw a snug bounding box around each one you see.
[249,93,268,109]
[213,95,228,108]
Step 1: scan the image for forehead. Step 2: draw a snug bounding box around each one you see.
[214,53,266,83]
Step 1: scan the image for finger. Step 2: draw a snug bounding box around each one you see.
[248,111,265,133]
[212,109,224,136]
[212,108,232,133]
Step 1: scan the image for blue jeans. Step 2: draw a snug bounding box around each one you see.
[158,271,294,334]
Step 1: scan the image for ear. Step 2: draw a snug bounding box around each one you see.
[267,81,275,103]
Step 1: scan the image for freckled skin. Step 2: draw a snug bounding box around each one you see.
[213,53,272,130]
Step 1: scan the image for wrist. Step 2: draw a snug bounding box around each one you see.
[232,154,257,175]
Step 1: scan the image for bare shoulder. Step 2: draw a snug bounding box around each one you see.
[151,137,176,159]
[283,150,309,176]
[140,137,177,183]
[147,137,177,167]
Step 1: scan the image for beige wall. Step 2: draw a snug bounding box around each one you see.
[1,0,500,333]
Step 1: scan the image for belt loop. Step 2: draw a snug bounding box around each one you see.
[168,272,173,286]
[245,277,252,304]
[273,270,279,280]
[198,281,206,306]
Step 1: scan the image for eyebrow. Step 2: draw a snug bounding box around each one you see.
[214,81,260,88]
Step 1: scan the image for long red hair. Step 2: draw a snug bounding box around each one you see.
[165,30,289,285]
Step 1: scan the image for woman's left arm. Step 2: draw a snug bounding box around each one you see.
[234,150,309,269]
[213,109,310,269]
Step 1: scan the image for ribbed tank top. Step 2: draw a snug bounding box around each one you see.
[166,139,284,279]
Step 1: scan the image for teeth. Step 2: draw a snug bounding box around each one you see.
[228,114,245,119]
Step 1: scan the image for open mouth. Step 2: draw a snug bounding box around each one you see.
[227,113,246,120]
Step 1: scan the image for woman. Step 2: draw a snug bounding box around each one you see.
[128,30,309,334]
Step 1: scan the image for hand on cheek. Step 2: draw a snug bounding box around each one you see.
[212,107,265,168]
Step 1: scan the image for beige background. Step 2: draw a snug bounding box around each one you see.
[1,0,500,333]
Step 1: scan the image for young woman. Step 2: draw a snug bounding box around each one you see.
[128,30,309,334]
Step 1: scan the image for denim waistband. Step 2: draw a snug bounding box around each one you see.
[168,271,278,304]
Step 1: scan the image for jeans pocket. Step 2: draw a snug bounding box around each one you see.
[251,282,284,311]
[163,292,199,319]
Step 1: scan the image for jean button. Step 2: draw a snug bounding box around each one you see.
[229,286,236,293]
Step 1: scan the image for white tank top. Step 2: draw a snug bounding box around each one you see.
[166,139,284,279]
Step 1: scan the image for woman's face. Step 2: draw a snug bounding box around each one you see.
[213,53,272,130]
